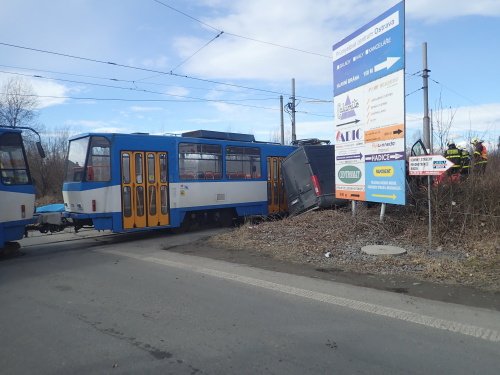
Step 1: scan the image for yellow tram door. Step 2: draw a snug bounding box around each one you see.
[267,157,287,214]
[145,152,170,227]
[121,151,169,229]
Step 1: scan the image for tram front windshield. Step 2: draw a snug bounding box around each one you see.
[0,132,30,185]
[65,137,90,182]
[65,136,111,182]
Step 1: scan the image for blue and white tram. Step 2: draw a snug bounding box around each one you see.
[0,127,36,249]
[63,130,296,232]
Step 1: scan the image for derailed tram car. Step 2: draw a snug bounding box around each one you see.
[63,130,295,232]
[0,127,35,249]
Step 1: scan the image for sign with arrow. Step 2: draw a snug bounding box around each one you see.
[374,57,401,73]
[333,1,406,205]
[336,152,363,161]
[408,155,455,175]
[365,152,404,162]
[332,2,405,96]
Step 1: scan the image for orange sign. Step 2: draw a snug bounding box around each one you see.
[335,190,366,201]
[364,124,404,143]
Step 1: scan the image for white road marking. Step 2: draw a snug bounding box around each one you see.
[102,249,500,343]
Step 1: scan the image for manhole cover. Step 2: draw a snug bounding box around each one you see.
[361,245,406,256]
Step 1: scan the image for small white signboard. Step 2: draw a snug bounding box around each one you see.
[408,155,455,176]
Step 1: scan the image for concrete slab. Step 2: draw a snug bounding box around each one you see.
[361,245,406,256]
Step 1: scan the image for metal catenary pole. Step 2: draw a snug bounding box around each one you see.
[291,78,296,143]
[422,42,432,252]
[280,95,284,145]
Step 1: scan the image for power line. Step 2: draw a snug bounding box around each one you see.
[429,77,480,107]
[151,0,220,33]
[405,87,423,98]
[0,70,282,105]
[223,32,331,58]
[139,30,224,81]
[0,41,330,102]
[1,91,284,112]
[170,30,224,72]
[150,0,330,58]
[2,90,330,119]
[0,92,200,103]
[0,63,274,97]
[0,41,282,94]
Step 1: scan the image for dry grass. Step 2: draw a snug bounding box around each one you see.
[210,154,500,291]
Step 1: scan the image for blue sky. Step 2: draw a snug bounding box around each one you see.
[0,0,499,148]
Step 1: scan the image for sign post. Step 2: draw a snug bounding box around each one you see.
[409,154,454,251]
[332,1,406,207]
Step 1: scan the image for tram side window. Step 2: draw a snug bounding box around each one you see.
[226,146,261,179]
[0,133,30,185]
[178,143,222,180]
[86,136,111,181]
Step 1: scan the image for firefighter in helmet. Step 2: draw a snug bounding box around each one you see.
[444,140,462,176]
[471,138,488,174]
[457,145,471,178]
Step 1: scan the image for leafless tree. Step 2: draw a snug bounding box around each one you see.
[27,128,69,200]
[0,77,69,201]
[432,93,457,153]
[0,77,40,131]
[269,127,291,145]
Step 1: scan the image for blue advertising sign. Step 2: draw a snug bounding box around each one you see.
[365,160,406,205]
[333,1,406,206]
[332,2,405,96]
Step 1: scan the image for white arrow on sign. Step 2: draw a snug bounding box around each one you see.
[409,155,455,176]
[374,57,400,72]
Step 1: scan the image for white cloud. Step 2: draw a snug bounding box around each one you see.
[175,0,364,85]
[91,127,126,134]
[406,102,500,143]
[173,0,500,86]
[406,0,500,22]
[165,86,190,97]
[31,79,69,109]
[0,73,69,109]
[129,106,163,112]
[64,120,111,128]
[187,118,222,124]
[141,55,169,69]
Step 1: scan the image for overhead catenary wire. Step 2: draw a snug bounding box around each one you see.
[0,63,276,97]
[151,0,220,33]
[428,76,498,133]
[429,77,481,107]
[0,90,327,118]
[0,69,333,118]
[150,0,330,58]
[168,30,224,72]
[0,69,279,103]
[405,87,423,97]
[138,30,224,82]
[0,41,330,102]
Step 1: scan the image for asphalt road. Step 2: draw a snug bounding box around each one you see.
[1,230,499,374]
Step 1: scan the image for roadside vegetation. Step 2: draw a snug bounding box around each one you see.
[210,152,500,291]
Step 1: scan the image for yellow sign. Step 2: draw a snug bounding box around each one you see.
[373,166,394,177]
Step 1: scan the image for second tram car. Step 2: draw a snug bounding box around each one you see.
[0,127,37,249]
[63,130,296,232]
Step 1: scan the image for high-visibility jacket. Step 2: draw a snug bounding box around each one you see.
[460,149,471,171]
[473,143,488,165]
[445,147,462,171]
